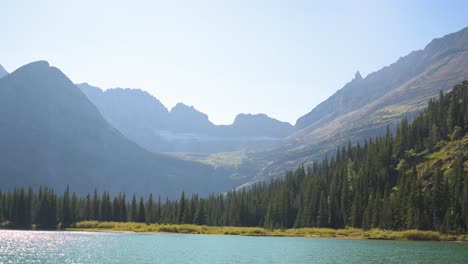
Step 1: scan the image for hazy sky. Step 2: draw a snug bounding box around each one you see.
[1,0,467,125]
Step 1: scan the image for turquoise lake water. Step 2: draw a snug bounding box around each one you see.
[0,230,467,263]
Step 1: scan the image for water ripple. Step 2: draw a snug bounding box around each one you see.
[1,230,467,263]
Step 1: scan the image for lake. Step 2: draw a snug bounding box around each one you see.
[0,230,467,263]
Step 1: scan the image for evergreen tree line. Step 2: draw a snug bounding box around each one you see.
[1,81,467,233]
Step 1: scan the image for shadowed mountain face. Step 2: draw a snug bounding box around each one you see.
[234,26,468,185]
[169,103,214,134]
[78,83,293,154]
[0,61,239,197]
[0,64,8,78]
[227,114,294,138]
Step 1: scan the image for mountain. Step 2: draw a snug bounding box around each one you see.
[0,64,8,78]
[224,113,294,138]
[78,84,293,154]
[78,83,173,152]
[291,26,468,146]
[296,27,468,131]
[229,26,468,185]
[169,103,215,134]
[0,61,239,197]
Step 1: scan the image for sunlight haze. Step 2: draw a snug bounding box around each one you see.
[1,0,467,124]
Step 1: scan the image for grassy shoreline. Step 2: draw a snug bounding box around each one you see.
[68,221,468,242]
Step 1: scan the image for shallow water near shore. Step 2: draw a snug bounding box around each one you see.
[1,230,467,263]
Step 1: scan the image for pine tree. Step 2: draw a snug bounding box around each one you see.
[130,194,138,222]
[120,193,128,222]
[137,197,146,223]
[146,193,154,224]
[194,200,207,225]
[60,185,71,228]
[317,191,328,228]
[178,192,186,224]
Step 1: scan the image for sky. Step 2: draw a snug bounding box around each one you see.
[1,0,467,125]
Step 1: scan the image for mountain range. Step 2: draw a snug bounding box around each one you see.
[167,26,468,186]
[78,83,293,154]
[0,61,240,197]
[1,26,467,195]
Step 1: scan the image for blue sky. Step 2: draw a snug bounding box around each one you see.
[1,0,467,125]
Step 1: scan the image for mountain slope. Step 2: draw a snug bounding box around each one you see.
[291,26,468,148]
[78,83,173,152]
[0,61,239,197]
[169,103,215,134]
[0,64,8,78]
[233,26,468,185]
[296,26,468,131]
[78,83,293,154]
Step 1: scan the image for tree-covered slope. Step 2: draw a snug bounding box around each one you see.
[218,81,468,232]
[0,61,239,197]
[161,81,468,232]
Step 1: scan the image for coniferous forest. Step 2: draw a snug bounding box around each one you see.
[1,81,467,233]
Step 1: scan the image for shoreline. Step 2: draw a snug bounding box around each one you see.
[66,221,468,242]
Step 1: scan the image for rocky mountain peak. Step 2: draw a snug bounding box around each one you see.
[354,70,363,81]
